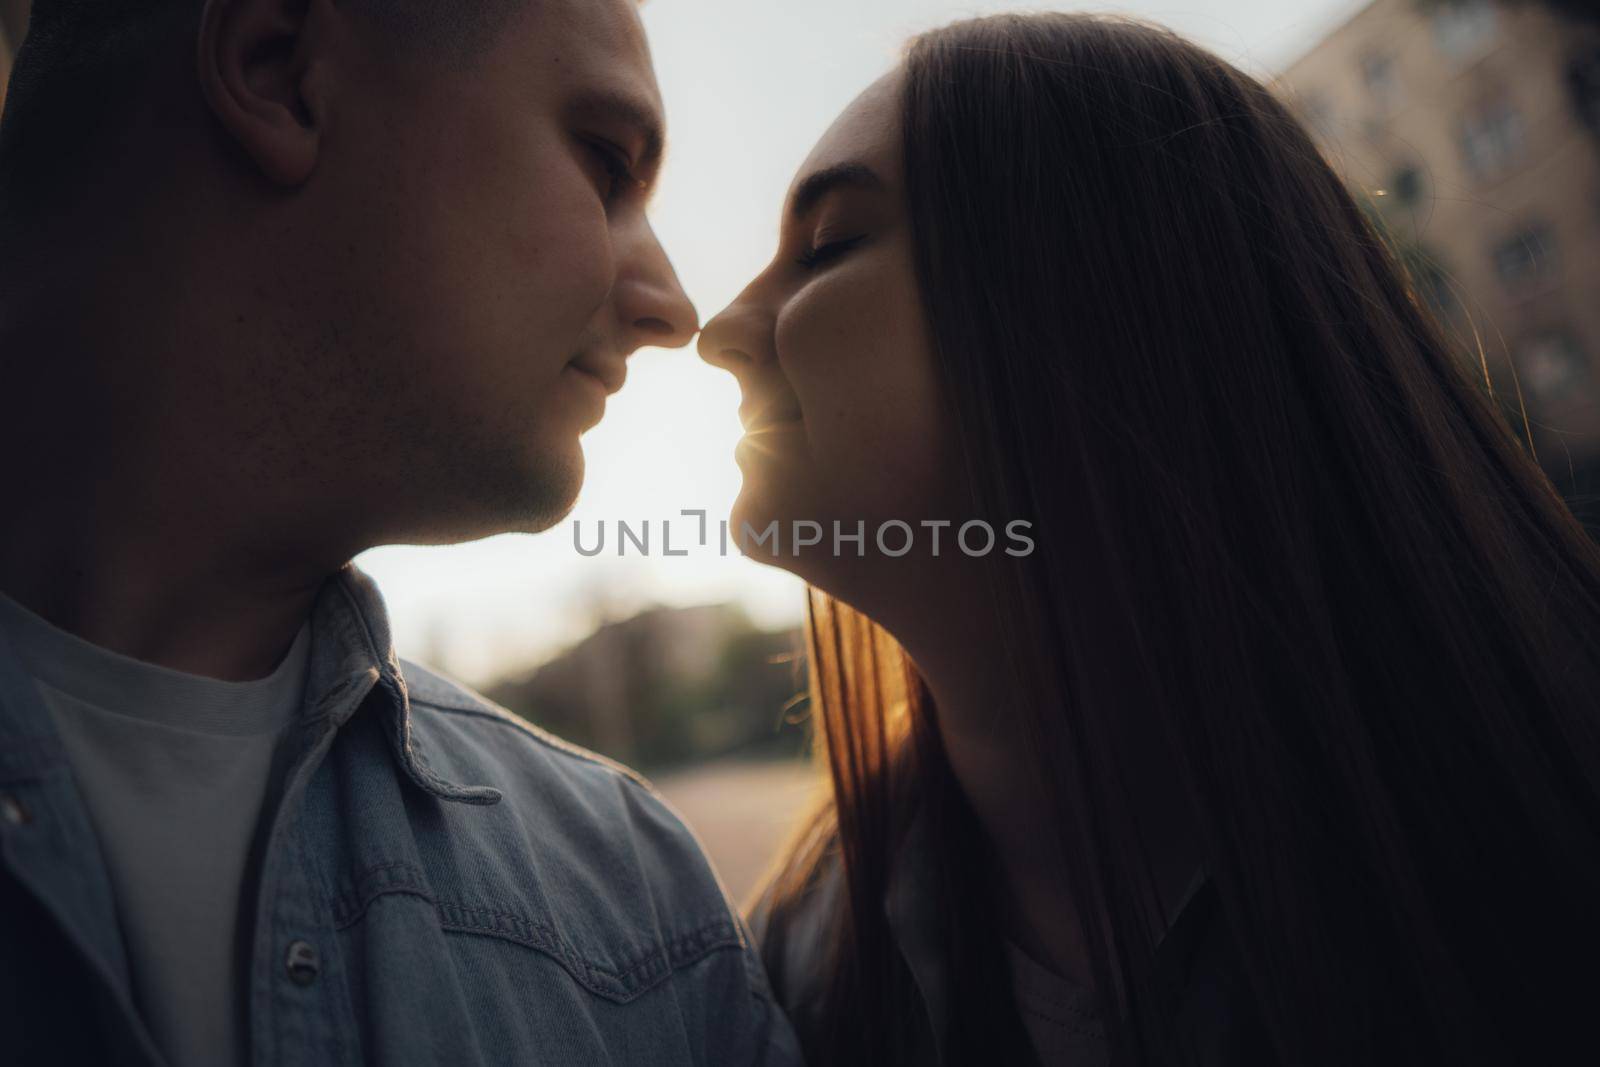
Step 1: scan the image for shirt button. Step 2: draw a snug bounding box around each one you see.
[0,793,30,826]
[284,940,320,986]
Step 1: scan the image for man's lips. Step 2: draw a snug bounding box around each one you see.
[569,354,626,396]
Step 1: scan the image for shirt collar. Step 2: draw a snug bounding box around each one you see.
[0,560,501,807]
[306,562,502,807]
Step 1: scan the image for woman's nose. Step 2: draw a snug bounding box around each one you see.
[697,303,772,375]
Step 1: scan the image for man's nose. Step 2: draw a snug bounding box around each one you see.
[615,220,699,352]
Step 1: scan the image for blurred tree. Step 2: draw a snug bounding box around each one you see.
[484,604,809,773]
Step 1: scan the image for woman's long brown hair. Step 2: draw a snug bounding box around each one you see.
[756,12,1600,1067]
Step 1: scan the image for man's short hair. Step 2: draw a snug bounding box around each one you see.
[0,1,186,206]
[0,0,529,204]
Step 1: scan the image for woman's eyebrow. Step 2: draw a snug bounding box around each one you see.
[789,162,886,220]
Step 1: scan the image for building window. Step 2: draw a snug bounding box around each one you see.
[1407,247,1458,322]
[1360,52,1400,110]
[1459,97,1527,178]
[1391,165,1424,206]
[1432,0,1498,60]
[1519,332,1588,408]
[1491,224,1557,290]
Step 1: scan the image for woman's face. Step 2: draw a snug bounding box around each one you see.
[699,70,958,589]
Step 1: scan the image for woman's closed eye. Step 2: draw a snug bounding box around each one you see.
[795,234,867,271]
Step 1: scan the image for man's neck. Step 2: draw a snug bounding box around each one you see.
[0,505,332,682]
[0,355,335,683]
[0,231,351,682]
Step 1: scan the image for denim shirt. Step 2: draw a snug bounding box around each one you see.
[0,562,803,1067]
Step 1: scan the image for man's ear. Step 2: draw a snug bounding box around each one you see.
[197,0,339,187]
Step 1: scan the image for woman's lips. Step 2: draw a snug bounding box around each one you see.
[739,396,804,432]
[745,412,805,433]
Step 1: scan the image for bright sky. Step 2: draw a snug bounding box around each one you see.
[357,0,1364,686]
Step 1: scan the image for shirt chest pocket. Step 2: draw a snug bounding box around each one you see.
[321,859,738,1066]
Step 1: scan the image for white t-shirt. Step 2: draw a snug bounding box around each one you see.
[0,591,311,1067]
[1007,940,1111,1066]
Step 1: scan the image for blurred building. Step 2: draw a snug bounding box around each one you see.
[1274,0,1600,519]
[491,604,817,901]
[485,603,807,772]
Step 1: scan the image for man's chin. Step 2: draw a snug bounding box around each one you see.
[498,446,585,535]
[405,441,585,544]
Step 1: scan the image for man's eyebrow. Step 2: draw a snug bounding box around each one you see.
[789,162,886,220]
[567,88,665,175]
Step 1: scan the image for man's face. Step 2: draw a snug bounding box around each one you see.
[291,0,695,544]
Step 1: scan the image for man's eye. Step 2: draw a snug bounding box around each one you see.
[795,235,866,271]
[585,142,638,206]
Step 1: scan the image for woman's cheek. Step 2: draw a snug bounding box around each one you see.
[778,267,947,517]
[779,271,879,434]
[781,252,912,384]
[821,256,946,510]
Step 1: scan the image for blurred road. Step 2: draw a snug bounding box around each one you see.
[655,758,824,908]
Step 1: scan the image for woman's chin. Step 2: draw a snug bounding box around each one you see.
[728,497,866,599]
[727,494,788,568]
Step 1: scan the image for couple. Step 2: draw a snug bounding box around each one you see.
[2,1,1598,1066]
